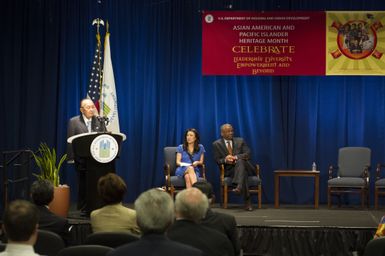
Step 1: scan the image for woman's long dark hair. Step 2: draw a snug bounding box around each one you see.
[183,128,200,153]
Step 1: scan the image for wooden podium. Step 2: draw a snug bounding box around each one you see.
[67,132,126,213]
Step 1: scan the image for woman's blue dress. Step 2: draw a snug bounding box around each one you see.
[175,144,205,177]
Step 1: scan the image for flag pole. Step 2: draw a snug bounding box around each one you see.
[92,18,104,115]
[101,20,120,133]
[100,21,109,118]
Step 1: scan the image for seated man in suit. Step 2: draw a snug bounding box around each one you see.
[212,123,255,211]
[167,188,234,256]
[193,181,241,256]
[108,188,202,256]
[0,200,39,256]
[91,173,140,234]
[30,180,71,245]
[67,98,105,214]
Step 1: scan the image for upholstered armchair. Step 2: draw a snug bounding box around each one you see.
[163,146,206,197]
[219,163,262,209]
[327,147,371,208]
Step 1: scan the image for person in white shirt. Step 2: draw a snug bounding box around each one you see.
[0,200,40,256]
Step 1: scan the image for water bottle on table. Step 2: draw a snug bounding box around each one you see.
[312,162,317,171]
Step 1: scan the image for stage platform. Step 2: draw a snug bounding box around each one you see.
[67,204,382,256]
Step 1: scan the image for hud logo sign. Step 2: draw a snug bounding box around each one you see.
[90,134,119,163]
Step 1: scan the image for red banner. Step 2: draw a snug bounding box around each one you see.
[202,11,326,76]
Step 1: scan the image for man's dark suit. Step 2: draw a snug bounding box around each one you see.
[107,233,203,256]
[167,219,234,256]
[212,137,254,200]
[67,115,104,211]
[37,205,71,245]
[201,209,240,256]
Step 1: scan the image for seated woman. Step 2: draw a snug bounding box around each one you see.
[175,128,205,188]
[90,173,140,235]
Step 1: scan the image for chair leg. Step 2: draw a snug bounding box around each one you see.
[375,188,378,210]
[258,185,262,209]
[223,185,228,209]
[328,187,331,208]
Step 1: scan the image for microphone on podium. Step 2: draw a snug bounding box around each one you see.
[97,116,109,132]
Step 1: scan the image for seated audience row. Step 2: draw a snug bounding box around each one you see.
[1,180,240,256]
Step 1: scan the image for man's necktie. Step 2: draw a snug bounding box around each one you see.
[227,141,233,155]
[87,121,91,132]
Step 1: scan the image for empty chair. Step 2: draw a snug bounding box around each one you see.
[34,229,65,256]
[363,237,385,256]
[85,231,139,248]
[163,146,206,197]
[57,245,113,256]
[327,147,371,208]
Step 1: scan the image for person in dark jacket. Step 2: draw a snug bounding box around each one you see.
[167,188,234,256]
[193,181,241,256]
[30,180,71,244]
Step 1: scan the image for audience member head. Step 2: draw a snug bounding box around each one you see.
[2,200,39,244]
[175,187,208,222]
[80,98,97,119]
[134,188,174,235]
[98,173,127,205]
[192,181,214,204]
[30,179,54,206]
[183,128,200,153]
[220,123,234,140]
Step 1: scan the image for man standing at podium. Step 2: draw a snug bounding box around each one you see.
[67,98,104,215]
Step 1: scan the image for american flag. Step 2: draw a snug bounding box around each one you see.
[87,33,103,112]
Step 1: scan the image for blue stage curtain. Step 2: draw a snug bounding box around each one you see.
[2,0,385,204]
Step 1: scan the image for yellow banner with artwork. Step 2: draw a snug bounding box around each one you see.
[326,11,385,75]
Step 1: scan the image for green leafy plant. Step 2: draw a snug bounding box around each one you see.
[33,142,67,187]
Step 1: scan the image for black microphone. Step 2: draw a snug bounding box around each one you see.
[97,116,109,132]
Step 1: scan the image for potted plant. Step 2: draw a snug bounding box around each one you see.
[33,142,70,217]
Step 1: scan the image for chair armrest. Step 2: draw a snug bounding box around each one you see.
[163,164,171,188]
[219,164,225,184]
[376,163,385,180]
[328,165,338,179]
[200,164,206,179]
[363,165,370,184]
[255,164,260,177]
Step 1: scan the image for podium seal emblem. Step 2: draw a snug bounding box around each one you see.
[90,134,119,163]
